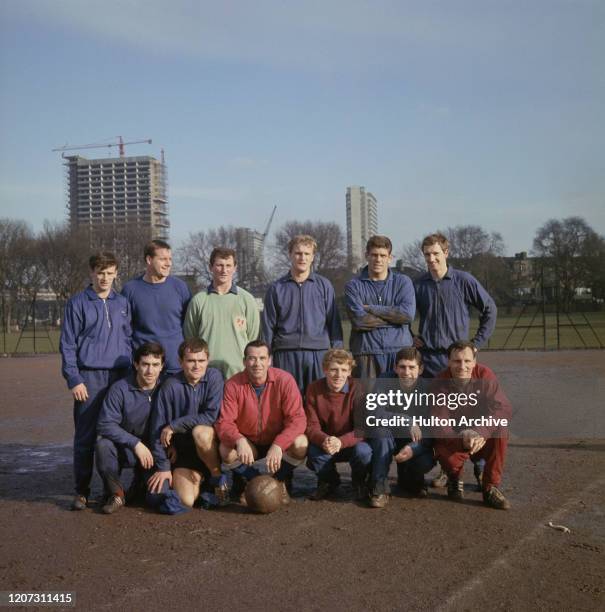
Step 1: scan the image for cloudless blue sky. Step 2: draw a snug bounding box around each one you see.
[1,0,603,256]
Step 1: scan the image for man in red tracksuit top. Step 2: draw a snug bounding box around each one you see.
[216,340,308,503]
[305,349,371,501]
[433,340,512,509]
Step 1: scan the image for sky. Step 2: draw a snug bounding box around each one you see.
[1,0,603,256]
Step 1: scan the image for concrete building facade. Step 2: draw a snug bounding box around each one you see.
[235,227,266,295]
[346,185,378,270]
[65,154,169,241]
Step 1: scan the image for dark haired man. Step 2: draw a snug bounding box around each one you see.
[414,233,496,378]
[367,347,435,508]
[345,235,416,378]
[216,340,308,503]
[262,234,343,396]
[184,247,260,379]
[60,252,132,510]
[414,232,497,488]
[148,338,226,508]
[122,240,192,375]
[96,342,165,514]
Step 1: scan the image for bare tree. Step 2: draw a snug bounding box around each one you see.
[177,226,239,288]
[90,222,151,285]
[444,225,505,259]
[399,225,511,302]
[0,218,44,330]
[533,216,603,310]
[398,239,425,273]
[37,221,90,302]
[271,220,346,274]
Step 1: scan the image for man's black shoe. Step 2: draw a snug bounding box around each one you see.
[447,478,464,501]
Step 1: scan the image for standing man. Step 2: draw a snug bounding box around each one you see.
[184,247,260,380]
[304,349,372,501]
[433,341,512,510]
[414,232,496,487]
[122,240,192,375]
[215,340,308,503]
[414,233,497,378]
[95,342,165,514]
[344,235,416,378]
[262,234,343,395]
[60,252,132,511]
[147,338,226,508]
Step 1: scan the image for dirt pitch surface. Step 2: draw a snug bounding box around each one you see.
[1,352,604,611]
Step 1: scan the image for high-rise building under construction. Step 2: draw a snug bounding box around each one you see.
[64,153,169,241]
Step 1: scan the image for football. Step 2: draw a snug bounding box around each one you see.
[244,475,283,514]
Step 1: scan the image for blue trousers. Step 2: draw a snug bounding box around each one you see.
[95,437,152,497]
[369,435,435,494]
[307,442,372,484]
[353,353,398,379]
[73,368,127,496]
[272,349,326,396]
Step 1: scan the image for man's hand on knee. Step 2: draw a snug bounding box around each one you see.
[236,438,255,465]
[265,444,283,474]
[461,429,485,454]
[148,470,172,493]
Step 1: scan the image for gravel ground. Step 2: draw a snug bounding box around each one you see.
[1,352,603,611]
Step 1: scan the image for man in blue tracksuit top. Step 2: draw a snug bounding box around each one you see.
[413,233,497,378]
[121,240,191,375]
[60,252,132,511]
[147,338,226,508]
[344,235,416,378]
[95,342,165,514]
[262,234,343,395]
[414,232,496,489]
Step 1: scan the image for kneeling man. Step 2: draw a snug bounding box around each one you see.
[216,340,308,503]
[433,341,512,509]
[368,347,435,508]
[148,338,225,508]
[96,342,165,514]
[305,349,371,500]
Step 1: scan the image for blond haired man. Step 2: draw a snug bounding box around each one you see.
[304,349,371,500]
[262,234,343,395]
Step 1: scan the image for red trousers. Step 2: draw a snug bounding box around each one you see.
[434,436,508,490]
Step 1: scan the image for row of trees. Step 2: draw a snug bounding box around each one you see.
[399,217,605,309]
[1,215,603,331]
[0,219,152,329]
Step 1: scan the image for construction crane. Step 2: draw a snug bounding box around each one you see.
[261,205,277,241]
[52,136,152,157]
